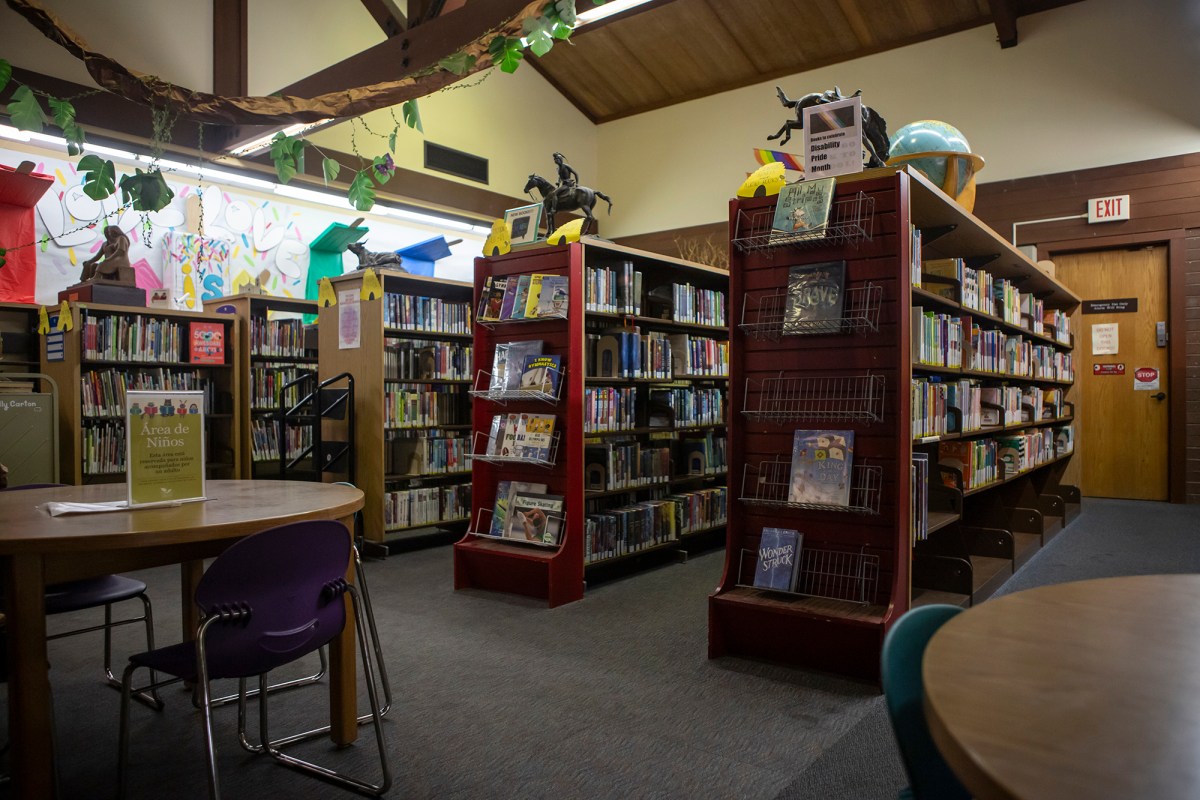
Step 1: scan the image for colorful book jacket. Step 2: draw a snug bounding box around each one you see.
[188,321,225,364]
[504,491,564,544]
[788,430,854,507]
[771,177,836,236]
[489,480,548,536]
[783,260,846,331]
[519,354,562,396]
[752,527,803,591]
[536,275,569,318]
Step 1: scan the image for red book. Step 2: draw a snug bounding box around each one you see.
[189,321,225,364]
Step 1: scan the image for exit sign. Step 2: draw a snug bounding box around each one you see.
[1088,195,1130,223]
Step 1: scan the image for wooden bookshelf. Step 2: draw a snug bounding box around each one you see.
[454,239,729,607]
[318,269,473,553]
[709,166,1081,682]
[39,302,240,485]
[0,302,39,377]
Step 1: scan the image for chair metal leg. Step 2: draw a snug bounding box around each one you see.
[101,596,163,710]
[205,647,327,708]
[195,617,224,800]
[117,662,136,799]
[354,545,392,718]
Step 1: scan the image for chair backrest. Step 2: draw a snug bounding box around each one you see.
[196,519,352,679]
[881,604,971,800]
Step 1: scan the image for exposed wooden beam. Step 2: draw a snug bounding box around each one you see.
[212,0,249,96]
[359,0,406,36]
[987,0,1019,48]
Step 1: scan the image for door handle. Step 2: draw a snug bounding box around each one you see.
[1151,392,1166,401]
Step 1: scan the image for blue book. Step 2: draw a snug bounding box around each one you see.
[752,527,802,592]
[520,354,562,397]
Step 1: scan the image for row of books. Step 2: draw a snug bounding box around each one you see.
[911,307,964,368]
[583,442,672,491]
[914,308,1074,381]
[81,420,126,475]
[383,293,472,334]
[483,413,556,461]
[677,431,728,476]
[384,433,470,476]
[669,334,729,377]
[670,283,727,327]
[584,386,637,433]
[82,312,186,363]
[912,379,1069,439]
[586,328,672,380]
[479,273,568,322]
[250,364,316,412]
[384,483,471,531]
[585,262,642,315]
[648,386,725,428]
[385,340,472,382]
[80,368,214,417]
[487,340,562,396]
[384,385,466,429]
[911,453,930,544]
[249,317,309,359]
[937,425,1073,490]
[249,418,311,463]
[918,258,1072,342]
[583,487,728,564]
[483,480,565,545]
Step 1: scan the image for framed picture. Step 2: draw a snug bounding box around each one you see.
[504,203,544,245]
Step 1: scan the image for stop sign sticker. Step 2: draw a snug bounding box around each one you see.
[1133,367,1160,391]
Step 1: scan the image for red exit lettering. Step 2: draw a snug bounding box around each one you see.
[1088,195,1131,224]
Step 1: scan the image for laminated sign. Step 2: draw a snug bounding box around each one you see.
[126,390,206,506]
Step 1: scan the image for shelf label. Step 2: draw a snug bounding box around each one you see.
[1088,195,1130,223]
[1082,298,1137,314]
[1133,366,1160,390]
[1093,363,1125,376]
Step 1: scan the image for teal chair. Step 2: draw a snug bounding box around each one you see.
[881,605,971,800]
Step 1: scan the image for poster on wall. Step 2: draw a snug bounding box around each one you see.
[125,390,206,507]
[338,289,360,349]
[162,231,232,311]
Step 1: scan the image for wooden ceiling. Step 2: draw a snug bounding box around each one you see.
[533,0,1083,123]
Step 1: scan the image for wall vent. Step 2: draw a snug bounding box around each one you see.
[424,142,489,184]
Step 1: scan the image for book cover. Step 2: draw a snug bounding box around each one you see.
[523,274,546,318]
[504,491,565,545]
[510,275,532,321]
[521,413,556,461]
[500,339,544,389]
[498,412,521,457]
[481,277,507,321]
[771,177,836,237]
[519,354,562,396]
[498,278,520,320]
[485,414,505,455]
[511,413,531,456]
[783,261,846,332]
[536,275,569,318]
[788,430,854,507]
[189,321,225,364]
[490,343,512,390]
[417,347,437,380]
[752,527,802,592]
[489,480,547,537]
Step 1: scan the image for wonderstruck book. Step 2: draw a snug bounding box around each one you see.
[771,177,836,237]
[504,491,565,545]
[752,527,803,592]
[788,429,854,507]
[783,261,846,333]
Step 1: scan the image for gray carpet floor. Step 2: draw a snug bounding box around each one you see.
[7,497,1199,799]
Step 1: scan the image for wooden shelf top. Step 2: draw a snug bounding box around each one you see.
[713,586,887,626]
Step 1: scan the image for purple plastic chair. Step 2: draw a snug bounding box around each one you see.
[117,519,391,799]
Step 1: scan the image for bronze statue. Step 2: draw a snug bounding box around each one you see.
[524,169,612,236]
[79,225,135,284]
[552,152,579,193]
[767,86,891,168]
[347,241,405,271]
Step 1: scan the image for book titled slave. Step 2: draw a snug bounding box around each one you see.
[188,321,225,364]
[783,260,846,333]
[489,480,548,536]
[752,527,803,591]
[771,177,836,237]
[504,491,565,545]
[788,430,854,507]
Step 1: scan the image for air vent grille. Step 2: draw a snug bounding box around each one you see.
[424,142,489,184]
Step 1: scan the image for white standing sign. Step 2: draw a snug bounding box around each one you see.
[803,96,863,179]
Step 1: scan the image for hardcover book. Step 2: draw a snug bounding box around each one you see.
[771,177,836,237]
[521,413,556,461]
[536,275,569,318]
[489,480,548,537]
[509,275,532,321]
[783,261,846,333]
[519,354,562,396]
[490,339,544,390]
[752,527,802,592]
[788,430,854,507]
[523,274,546,318]
[188,321,225,364]
[498,278,520,320]
[485,414,506,455]
[504,491,565,545]
[481,277,507,321]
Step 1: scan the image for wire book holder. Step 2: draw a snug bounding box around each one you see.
[731,191,875,256]
[464,505,565,549]
[740,456,882,515]
[736,546,879,605]
[475,294,568,330]
[468,428,561,468]
[742,372,885,424]
[738,283,882,340]
[468,364,565,405]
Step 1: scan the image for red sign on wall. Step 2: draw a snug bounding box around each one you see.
[1094,363,1125,375]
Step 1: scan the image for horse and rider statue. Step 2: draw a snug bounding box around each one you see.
[767,86,891,169]
[524,153,613,236]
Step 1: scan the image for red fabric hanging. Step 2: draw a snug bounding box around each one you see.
[0,163,55,304]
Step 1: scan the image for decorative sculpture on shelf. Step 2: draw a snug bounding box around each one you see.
[347,241,405,272]
[524,153,612,236]
[79,225,135,284]
[767,86,891,169]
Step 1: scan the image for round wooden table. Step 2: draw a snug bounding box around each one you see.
[0,480,364,798]
[923,574,1200,800]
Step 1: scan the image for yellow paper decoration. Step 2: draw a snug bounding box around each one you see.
[547,218,584,246]
[360,268,383,301]
[482,219,512,256]
[317,277,337,308]
[56,301,72,332]
[37,305,50,334]
[737,162,787,198]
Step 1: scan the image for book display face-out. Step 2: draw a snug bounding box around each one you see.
[455,240,729,607]
[710,166,1081,681]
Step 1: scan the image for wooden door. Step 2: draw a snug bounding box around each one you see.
[1054,247,1169,500]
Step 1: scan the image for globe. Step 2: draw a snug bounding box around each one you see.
[887,120,985,212]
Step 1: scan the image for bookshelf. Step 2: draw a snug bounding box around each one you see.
[203,294,319,479]
[39,302,240,485]
[0,302,39,379]
[317,269,473,554]
[454,239,729,608]
[709,166,1081,681]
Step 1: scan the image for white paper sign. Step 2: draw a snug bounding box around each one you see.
[803,96,863,179]
[1091,323,1119,355]
[338,289,360,350]
[1132,366,1161,391]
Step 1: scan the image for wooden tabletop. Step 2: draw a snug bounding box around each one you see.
[923,574,1200,800]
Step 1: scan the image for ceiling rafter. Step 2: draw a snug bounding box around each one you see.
[987,0,1019,47]
[212,0,248,96]
[359,0,407,37]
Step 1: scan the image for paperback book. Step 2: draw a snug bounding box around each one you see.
[489,339,544,390]
[188,321,225,364]
[504,491,565,545]
[520,413,556,461]
[788,430,854,507]
[752,527,803,592]
[783,260,846,333]
[771,177,836,238]
[489,480,548,537]
[480,277,507,322]
[519,354,562,396]
[535,275,569,318]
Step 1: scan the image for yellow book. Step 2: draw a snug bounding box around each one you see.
[524,274,546,318]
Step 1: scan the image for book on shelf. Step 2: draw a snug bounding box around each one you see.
[523,274,546,318]
[485,414,505,456]
[519,354,562,396]
[535,275,569,317]
[480,277,507,322]
[911,452,929,543]
[509,275,532,321]
[488,480,548,537]
[504,491,564,545]
[771,177,836,237]
[498,279,520,320]
[188,321,225,364]
[752,527,803,592]
[783,261,846,333]
[489,340,544,390]
[788,430,854,507]
[521,413,556,461]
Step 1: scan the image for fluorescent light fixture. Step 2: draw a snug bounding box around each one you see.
[273,182,355,210]
[576,0,657,25]
[228,119,333,158]
[0,124,32,142]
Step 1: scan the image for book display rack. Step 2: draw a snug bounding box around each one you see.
[454,239,729,607]
[318,269,473,554]
[709,166,1081,681]
[40,302,240,484]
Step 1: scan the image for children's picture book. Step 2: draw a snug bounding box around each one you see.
[481,277,507,321]
[519,354,562,396]
[489,480,548,536]
[498,339,543,390]
[771,177,836,237]
[523,274,547,318]
[504,491,565,545]
[521,413,556,461]
[485,414,506,455]
[188,321,225,364]
[536,275,569,318]
[498,279,520,320]
[498,412,521,457]
[783,261,846,332]
[510,275,532,321]
[788,430,854,507]
[752,527,803,592]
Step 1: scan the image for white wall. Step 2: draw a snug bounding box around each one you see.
[248,0,383,95]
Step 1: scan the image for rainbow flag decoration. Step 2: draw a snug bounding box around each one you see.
[754,148,804,172]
